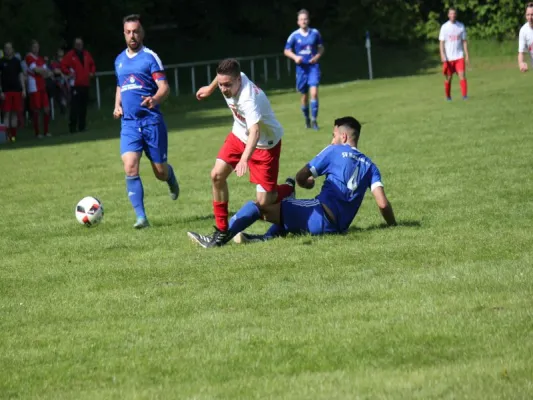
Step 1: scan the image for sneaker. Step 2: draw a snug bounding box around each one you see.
[446,97,452,101]
[462,96,468,100]
[311,120,319,130]
[168,176,180,201]
[133,217,150,229]
[285,177,296,199]
[305,118,311,129]
[188,226,234,248]
[233,232,270,244]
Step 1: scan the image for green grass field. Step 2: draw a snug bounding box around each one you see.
[1,48,533,399]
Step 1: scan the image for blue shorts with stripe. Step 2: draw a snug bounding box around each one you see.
[281,197,338,236]
[120,118,168,164]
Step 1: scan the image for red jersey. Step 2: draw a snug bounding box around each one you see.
[25,53,48,93]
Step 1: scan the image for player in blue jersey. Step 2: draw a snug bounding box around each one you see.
[189,116,396,248]
[284,9,325,130]
[113,14,180,229]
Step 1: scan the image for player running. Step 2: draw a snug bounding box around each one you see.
[518,3,533,72]
[113,14,180,229]
[439,7,470,101]
[25,40,53,138]
[284,9,325,130]
[0,42,26,142]
[187,58,295,246]
[189,116,397,248]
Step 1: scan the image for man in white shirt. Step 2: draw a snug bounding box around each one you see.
[439,7,470,100]
[518,2,533,72]
[188,58,295,246]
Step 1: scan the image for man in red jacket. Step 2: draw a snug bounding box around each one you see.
[61,37,95,133]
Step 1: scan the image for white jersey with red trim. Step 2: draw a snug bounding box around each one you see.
[519,23,533,61]
[25,53,47,93]
[223,73,283,149]
[439,21,467,62]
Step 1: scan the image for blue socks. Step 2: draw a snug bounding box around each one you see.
[264,224,286,239]
[301,105,310,121]
[166,164,177,187]
[311,99,319,121]
[126,175,146,218]
[228,201,261,235]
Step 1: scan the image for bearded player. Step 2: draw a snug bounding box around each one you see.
[113,14,180,228]
[187,58,295,246]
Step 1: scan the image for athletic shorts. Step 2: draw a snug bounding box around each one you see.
[1,92,23,113]
[281,197,338,236]
[120,119,168,164]
[296,64,321,94]
[29,90,49,110]
[443,58,465,75]
[217,132,281,192]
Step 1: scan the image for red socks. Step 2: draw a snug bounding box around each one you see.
[32,112,40,136]
[275,184,294,203]
[460,79,467,98]
[213,201,229,231]
[444,81,451,98]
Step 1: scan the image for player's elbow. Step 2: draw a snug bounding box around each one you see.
[377,199,390,211]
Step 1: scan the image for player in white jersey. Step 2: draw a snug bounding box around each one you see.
[439,7,470,100]
[188,58,295,246]
[518,3,533,72]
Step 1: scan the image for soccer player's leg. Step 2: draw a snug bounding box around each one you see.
[456,58,468,99]
[187,133,241,248]
[121,124,148,228]
[442,61,454,101]
[308,65,321,130]
[2,94,13,142]
[143,120,180,200]
[9,92,23,142]
[29,92,42,138]
[296,67,311,128]
[41,91,51,137]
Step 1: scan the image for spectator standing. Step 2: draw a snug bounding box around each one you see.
[61,38,95,133]
[0,42,26,142]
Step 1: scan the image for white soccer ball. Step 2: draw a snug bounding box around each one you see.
[75,196,104,227]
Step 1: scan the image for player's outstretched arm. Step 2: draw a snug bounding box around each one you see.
[372,186,396,226]
[196,78,218,100]
[295,166,316,189]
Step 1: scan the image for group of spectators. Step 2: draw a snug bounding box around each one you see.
[0,37,96,142]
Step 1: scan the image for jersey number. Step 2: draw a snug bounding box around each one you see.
[347,165,360,193]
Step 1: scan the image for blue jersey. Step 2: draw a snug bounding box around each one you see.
[115,46,166,123]
[285,28,323,65]
[308,145,383,232]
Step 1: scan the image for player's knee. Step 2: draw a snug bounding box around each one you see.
[210,169,227,186]
[123,162,139,176]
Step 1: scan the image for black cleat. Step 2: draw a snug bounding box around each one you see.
[187,226,234,248]
[305,118,311,129]
[285,177,296,199]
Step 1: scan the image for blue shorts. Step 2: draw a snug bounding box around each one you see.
[296,64,321,94]
[281,198,338,236]
[120,119,168,164]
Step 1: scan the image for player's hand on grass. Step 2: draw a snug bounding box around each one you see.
[235,160,249,177]
[113,105,123,119]
[196,86,214,100]
[141,96,158,109]
[519,62,528,72]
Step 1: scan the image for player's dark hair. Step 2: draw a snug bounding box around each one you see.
[216,58,241,78]
[123,14,142,25]
[298,9,310,17]
[334,117,361,141]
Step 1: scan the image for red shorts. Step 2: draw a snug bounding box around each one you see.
[217,133,281,192]
[443,58,465,75]
[1,92,23,112]
[29,90,50,110]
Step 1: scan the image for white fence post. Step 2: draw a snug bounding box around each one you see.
[365,31,373,80]
[96,76,101,110]
[263,58,268,83]
[276,57,280,80]
[250,59,255,82]
[191,67,196,94]
[207,64,211,84]
[286,58,291,76]
[50,98,55,120]
[174,67,179,95]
